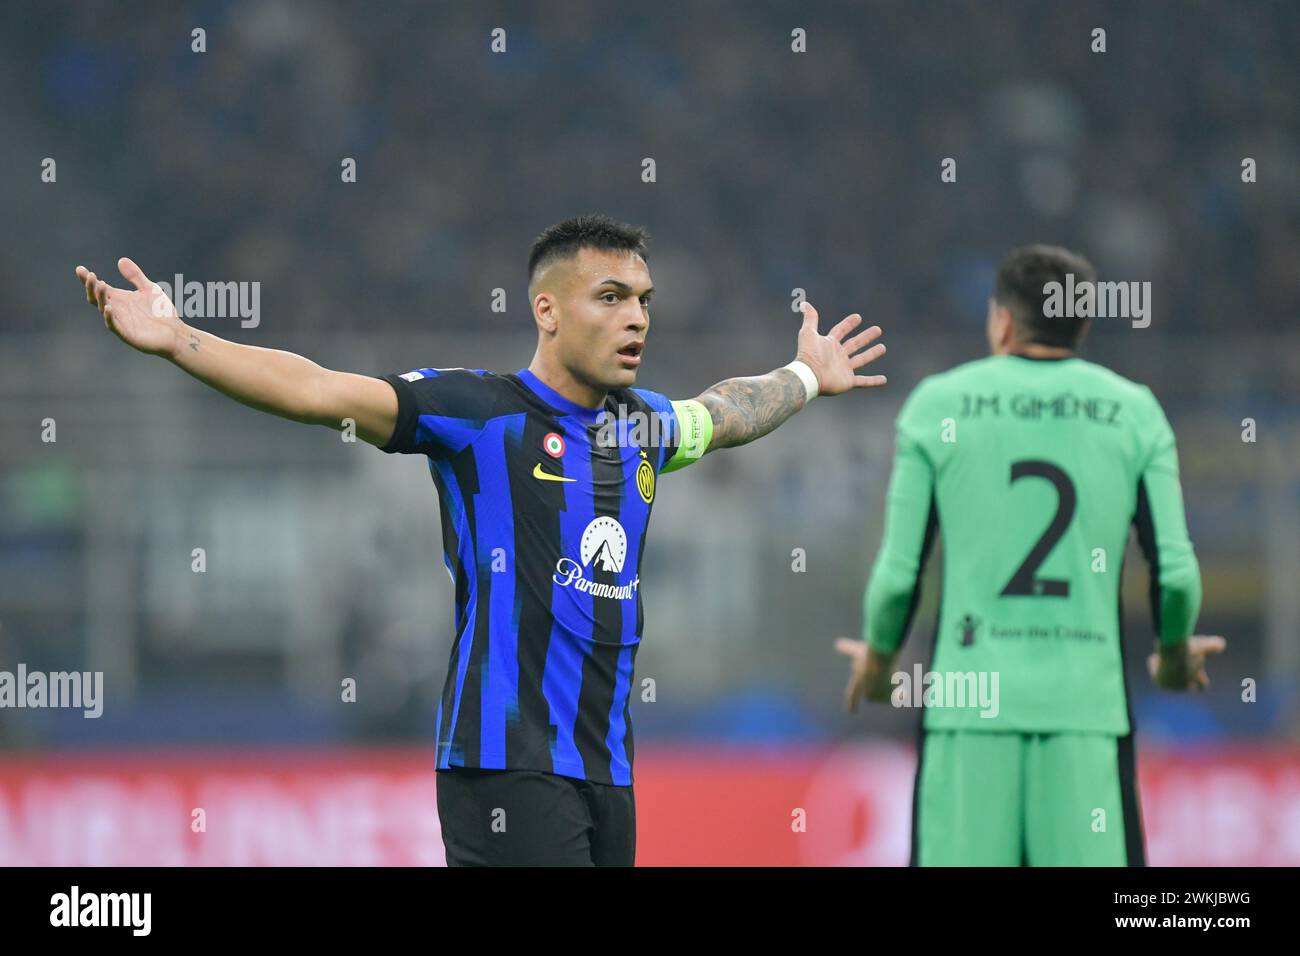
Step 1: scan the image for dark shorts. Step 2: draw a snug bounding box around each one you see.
[436,767,636,867]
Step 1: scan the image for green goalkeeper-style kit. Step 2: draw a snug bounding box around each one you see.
[863,354,1201,865]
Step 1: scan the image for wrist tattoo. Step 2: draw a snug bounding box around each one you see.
[189,333,200,352]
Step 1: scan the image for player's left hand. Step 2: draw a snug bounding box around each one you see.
[834,637,897,713]
[1147,634,1227,691]
[795,302,887,396]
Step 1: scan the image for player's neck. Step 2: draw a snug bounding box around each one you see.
[526,356,607,410]
[1002,342,1075,360]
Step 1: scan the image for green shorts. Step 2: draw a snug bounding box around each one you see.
[912,729,1145,866]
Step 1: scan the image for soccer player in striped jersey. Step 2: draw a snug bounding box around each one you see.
[76,215,889,866]
[835,245,1225,866]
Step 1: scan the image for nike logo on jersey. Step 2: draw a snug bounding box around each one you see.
[533,463,575,483]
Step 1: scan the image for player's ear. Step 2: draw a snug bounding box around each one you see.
[995,305,1016,351]
[1074,317,1092,350]
[534,291,558,335]
[986,298,1005,353]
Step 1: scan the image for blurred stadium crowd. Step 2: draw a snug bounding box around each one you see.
[1,0,1297,754]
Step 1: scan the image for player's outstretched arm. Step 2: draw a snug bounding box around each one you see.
[695,302,886,451]
[76,259,398,447]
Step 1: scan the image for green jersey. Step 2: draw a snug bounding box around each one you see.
[863,354,1201,735]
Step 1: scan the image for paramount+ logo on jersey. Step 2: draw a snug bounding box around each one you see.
[552,516,640,601]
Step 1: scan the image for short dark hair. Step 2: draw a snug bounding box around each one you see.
[993,244,1097,349]
[527,215,650,284]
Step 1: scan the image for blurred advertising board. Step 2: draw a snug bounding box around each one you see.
[2,745,1297,866]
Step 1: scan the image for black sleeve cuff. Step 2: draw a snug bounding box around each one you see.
[377,374,417,454]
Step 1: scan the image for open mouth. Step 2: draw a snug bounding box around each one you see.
[617,342,644,363]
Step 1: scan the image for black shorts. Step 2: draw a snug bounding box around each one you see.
[436,767,636,866]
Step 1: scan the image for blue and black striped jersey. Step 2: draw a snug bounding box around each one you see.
[379,366,686,785]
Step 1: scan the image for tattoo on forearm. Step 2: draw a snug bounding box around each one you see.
[189,333,200,352]
[698,368,806,450]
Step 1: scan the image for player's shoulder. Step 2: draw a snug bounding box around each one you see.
[626,386,674,417]
[1059,359,1166,421]
[1064,357,1151,392]
[390,367,514,414]
[393,366,496,383]
[393,367,503,393]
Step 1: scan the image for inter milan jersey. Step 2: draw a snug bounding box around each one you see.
[379,366,708,785]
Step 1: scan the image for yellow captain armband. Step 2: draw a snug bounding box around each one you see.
[661,399,714,473]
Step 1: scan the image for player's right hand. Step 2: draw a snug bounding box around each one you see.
[834,637,897,713]
[1147,635,1226,691]
[75,258,184,357]
[795,302,887,396]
